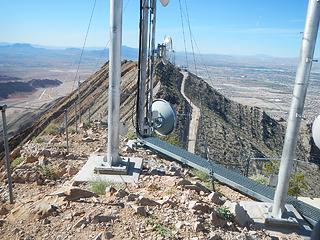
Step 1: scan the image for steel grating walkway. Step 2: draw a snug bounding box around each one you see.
[139,137,320,226]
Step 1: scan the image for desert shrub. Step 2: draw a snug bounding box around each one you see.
[159,134,182,147]
[192,169,210,182]
[250,174,269,185]
[126,131,136,140]
[146,217,172,238]
[288,172,308,198]
[37,165,55,180]
[43,123,60,135]
[216,206,233,220]
[82,120,92,129]
[33,136,44,143]
[89,180,113,195]
[69,127,76,134]
[262,160,280,176]
[11,157,24,168]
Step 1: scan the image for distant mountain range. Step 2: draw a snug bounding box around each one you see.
[0,43,139,68]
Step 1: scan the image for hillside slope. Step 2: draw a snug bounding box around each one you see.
[1,60,319,197]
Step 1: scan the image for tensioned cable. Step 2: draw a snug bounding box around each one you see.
[72,0,97,91]
[178,0,189,68]
[183,0,197,74]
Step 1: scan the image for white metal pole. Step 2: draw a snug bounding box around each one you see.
[138,0,149,135]
[147,0,157,127]
[272,0,320,218]
[106,0,123,166]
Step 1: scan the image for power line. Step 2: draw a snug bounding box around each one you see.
[183,0,197,74]
[72,0,97,91]
[178,0,188,68]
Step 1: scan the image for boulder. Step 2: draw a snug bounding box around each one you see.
[73,216,87,228]
[105,186,117,196]
[38,156,49,166]
[0,205,9,216]
[127,193,139,202]
[138,196,160,206]
[207,192,224,205]
[210,211,227,228]
[94,231,114,240]
[38,149,51,158]
[188,201,210,213]
[63,187,97,201]
[10,146,22,160]
[115,189,129,198]
[177,179,192,186]
[193,221,204,232]
[25,155,38,164]
[91,214,117,224]
[223,201,253,227]
[130,204,148,217]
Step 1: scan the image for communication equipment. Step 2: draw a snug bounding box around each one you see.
[159,0,169,7]
[152,99,176,135]
[312,115,320,149]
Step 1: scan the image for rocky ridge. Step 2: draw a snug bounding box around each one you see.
[0,122,301,239]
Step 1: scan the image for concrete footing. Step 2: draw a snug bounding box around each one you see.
[73,153,143,184]
[239,201,312,238]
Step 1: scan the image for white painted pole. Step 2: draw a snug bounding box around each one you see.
[272,0,320,218]
[138,0,149,135]
[106,0,123,166]
[147,0,157,127]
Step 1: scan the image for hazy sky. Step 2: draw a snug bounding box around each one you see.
[0,0,318,57]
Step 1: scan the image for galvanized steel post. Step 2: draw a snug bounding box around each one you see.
[64,109,69,154]
[272,0,320,218]
[137,0,149,135]
[106,0,123,165]
[147,0,157,127]
[1,105,14,204]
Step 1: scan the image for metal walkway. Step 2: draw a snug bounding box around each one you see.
[139,136,320,226]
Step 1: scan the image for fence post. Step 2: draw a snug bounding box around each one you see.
[64,109,69,153]
[1,105,14,204]
[88,105,91,124]
[74,103,78,133]
[245,158,250,177]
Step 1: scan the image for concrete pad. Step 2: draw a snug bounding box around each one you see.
[239,201,312,239]
[73,153,143,184]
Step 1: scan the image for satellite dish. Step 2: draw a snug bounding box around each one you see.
[312,115,320,149]
[163,36,172,49]
[159,0,169,7]
[152,99,176,135]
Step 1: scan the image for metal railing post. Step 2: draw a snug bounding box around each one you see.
[74,102,78,133]
[64,109,69,153]
[1,105,14,204]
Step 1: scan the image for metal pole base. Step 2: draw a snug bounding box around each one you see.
[95,158,130,175]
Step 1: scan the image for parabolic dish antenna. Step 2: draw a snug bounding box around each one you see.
[159,0,169,7]
[152,99,176,136]
[312,115,320,149]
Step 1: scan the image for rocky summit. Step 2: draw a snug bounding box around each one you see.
[0,123,301,239]
[0,60,318,239]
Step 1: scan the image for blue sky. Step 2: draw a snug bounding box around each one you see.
[0,0,316,57]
